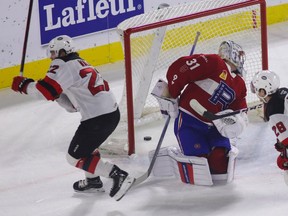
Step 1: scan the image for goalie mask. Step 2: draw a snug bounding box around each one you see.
[251,70,280,101]
[47,35,76,58]
[218,40,246,77]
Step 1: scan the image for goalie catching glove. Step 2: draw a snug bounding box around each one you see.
[151,79,179,118]
[213,109,248,139]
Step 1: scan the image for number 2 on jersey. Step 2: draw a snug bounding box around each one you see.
[272,121,287,137]
[79,67,109,96]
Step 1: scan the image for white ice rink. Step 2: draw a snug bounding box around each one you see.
[1,22,288,216]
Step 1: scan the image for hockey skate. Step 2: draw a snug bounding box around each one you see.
[73,176,105,193]
[109,165,135,201]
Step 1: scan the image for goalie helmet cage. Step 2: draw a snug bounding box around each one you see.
[106,0,268,155]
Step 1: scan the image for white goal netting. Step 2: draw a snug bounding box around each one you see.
[102,0,267,155]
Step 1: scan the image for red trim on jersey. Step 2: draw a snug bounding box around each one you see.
[36,76,63,100]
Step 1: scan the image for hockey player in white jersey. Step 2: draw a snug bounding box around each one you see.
[11,35,134,201]
[251,70,288,171]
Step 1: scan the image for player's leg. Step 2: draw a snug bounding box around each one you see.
[174,111,210,156]
[67,109,134,197]
[67,150,105,192]
[207,128,238,182]
[207,128,231,174]
[171,111,213,185]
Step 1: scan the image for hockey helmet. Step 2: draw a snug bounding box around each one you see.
[251,70,280,100]
[47,35,76,57]
[218,40,246,77]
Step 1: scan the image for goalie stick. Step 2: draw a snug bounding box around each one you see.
[134,115,171,186]
[190,99,263,121]
[115,116,171,202]
[117,31,201,201]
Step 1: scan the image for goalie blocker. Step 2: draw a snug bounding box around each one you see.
[149,146,239,186]
[151,79,179,118]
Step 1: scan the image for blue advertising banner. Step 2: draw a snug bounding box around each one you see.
[38,0,144,45]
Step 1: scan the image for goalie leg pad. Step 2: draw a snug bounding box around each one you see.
[149,147,179,177]
[149,146,213,186]
[226,145,239,183]
[168,147,213,186]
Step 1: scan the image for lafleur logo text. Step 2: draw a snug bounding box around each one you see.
[38,0,144,44]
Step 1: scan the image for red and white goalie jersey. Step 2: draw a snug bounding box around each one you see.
[27,53,118,121]
[166,54,247,123]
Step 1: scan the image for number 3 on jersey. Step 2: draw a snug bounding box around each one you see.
[186,59,200,71]
[79,67,109,96]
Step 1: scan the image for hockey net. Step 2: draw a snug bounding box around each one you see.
[101,0,268,155]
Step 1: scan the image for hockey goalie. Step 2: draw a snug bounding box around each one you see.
[150,40,249,186]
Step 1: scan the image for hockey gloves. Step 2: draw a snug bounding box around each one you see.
[277,152,288,170]
[275,141,288,170]
[275,142,285,152]
[12,76,34,94]
[213,109,248,139]
[151,79,179,118]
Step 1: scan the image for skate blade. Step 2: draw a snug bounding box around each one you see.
[74,187,105,193]
[114,176,136,201]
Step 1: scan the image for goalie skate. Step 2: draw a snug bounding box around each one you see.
[73,177,105,193]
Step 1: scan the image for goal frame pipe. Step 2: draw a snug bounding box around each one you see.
[122,0,268,155]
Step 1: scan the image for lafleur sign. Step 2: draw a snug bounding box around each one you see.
[38,0,144,44]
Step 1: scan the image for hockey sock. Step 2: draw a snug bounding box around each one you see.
[208,147,229,174]
[75,150,101,174]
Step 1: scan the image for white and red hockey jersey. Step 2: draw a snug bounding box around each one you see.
[27,53,118,121]
[265,88,288,145]
[166,54,247,123]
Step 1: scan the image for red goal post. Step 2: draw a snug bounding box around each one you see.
[108,0,268,155]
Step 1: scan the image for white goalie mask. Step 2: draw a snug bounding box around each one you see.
[47,35,76,57]
[218,40,246,77]
[251,70,280,100]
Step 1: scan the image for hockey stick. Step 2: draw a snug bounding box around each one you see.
[133,115,171,186]
[114,116,171,201]
[190,31,201,55]
[190,99,263,121]
[284,170,288,186]
[20,0,34,77]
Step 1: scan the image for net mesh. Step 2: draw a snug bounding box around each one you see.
[101,0,266,155]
